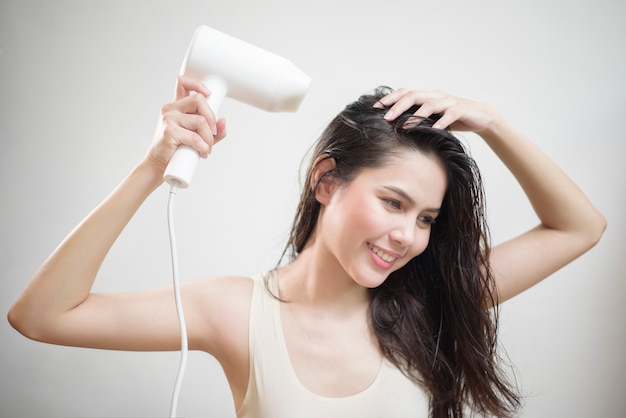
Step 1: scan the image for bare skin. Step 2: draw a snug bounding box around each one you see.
[277,149,447,397]
[8,78,606,410]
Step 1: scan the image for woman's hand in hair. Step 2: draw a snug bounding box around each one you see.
[145,75,228,175]
[376,88,500,134]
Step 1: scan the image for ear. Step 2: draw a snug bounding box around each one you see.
[310,155,337,206]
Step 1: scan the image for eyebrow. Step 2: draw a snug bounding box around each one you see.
[383,185,441,213]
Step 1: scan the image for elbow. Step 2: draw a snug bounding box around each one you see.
[7,303,32,340]
[7,302,46,343]
[584,211,607,249]
[593,212,607,244]
[8,305,27,338]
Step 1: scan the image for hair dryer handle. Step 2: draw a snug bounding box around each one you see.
[163,145,199,189]
[163,76,227,188]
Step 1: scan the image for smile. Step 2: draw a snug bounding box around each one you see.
[368,243,397,263]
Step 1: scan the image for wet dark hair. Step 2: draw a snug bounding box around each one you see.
[282,87,520,417]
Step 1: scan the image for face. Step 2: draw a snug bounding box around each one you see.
[316,148,448,289]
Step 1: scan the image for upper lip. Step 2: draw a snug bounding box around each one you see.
[368,243,403,259]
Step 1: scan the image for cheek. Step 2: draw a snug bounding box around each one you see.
[357,209,386,232]
[325,197,381,248]
[339,195,386,233]
[410,229,432,258]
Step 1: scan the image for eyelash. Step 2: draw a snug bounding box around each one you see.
[383,198,402,210]
[382,198,437,225]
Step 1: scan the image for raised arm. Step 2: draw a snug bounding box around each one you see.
[377,88,606,303]
[7,76,230,350]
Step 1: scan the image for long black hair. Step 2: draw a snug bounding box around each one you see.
[283,87,520,417]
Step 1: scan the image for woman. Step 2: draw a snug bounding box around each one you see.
[8,77,606,417]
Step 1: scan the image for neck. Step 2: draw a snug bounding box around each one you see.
[278,245,370,314]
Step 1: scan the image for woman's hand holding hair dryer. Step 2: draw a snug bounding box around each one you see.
[146,76,228,176]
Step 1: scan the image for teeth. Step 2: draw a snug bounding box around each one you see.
[369,244,395,262]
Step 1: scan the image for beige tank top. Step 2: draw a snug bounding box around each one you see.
[236,272,429,418]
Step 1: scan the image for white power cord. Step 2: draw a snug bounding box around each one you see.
[167,181,188,418]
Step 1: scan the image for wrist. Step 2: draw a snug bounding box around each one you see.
[133,158,166,192]
[476,108,510,139]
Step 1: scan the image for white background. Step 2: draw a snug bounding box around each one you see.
[1,1,624,417]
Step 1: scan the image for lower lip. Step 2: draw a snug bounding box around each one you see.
[368,245,395,270]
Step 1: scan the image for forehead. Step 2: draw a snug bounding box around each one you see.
[374,148,445,178]
[358,148,448,204]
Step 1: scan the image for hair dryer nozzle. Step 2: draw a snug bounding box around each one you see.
[181,25,311,112]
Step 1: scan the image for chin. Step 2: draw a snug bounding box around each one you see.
[354,271,392,289]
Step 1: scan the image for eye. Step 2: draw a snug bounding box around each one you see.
[382,198,402,210]
[417,215,437,226]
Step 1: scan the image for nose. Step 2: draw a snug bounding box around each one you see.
[389,218,431,256]
[389,218,416,248]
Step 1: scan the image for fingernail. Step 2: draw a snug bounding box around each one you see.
[373,100,385,109]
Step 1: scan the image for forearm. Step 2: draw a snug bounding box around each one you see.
[479,113,606,244]
[8,161,163,337]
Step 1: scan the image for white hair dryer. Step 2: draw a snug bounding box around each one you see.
[163,25,311,188]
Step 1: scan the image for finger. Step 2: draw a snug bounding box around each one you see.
[175,75,211,100]
[175,116,228,155]
[213,118,228,145]
[192,93,219,136]
[431,109,459,130]
[166,93,219,135]
[381,90,446,121]
[374,88,411,109]
[383,90,427,121]
[163,116,212,158]
[412,96,458,121]
[178,113,215,150]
